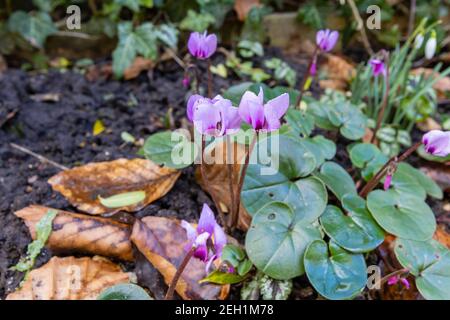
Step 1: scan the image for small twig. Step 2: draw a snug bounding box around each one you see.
[10,143,69,171]
[371,52,390,144]
[164,248,194,300]
[296,47,318,108]
[371,268,410,291]
[407,0,416,38]
[347,0,374,55]
[54,31,97,40]
[165,47,186,69]
[231,133,257,229]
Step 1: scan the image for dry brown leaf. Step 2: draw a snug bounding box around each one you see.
[131,217,229,300]
[195,140,252,231]
[234,0,261,21]
[433,224,450,249]
[6,256,131,300]
[48,158,180,215]
[416,117,442,132]
[15,205,134,261]
[411,68,450,101]
[124,57,154,80]
[319,54,356,91]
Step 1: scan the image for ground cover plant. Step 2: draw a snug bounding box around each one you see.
[0,0,450,301]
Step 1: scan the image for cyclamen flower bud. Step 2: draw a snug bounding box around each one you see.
[384,174,392,191]
[425,30,437,60]
[369,59,386,77]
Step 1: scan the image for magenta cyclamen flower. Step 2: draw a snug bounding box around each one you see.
[369,59,386,77]
[187,94,241,136]
[316,29,339,52]
[422,130,450,157]
[188,31,217,60]
[387,275,410,290]
[238,87,289,131]
[384,174,392,191]
[181,204,227,271]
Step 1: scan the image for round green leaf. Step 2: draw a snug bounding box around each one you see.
[298,136,336,168]
[143,130,196,169]
[349,143,380,168]
[98,284,152,300]
[285,108,315,137]
[390,163,426,200]
[395,163,443,200]
[304,240,367,300]
[326,102,367,140]
[314,161,356,201]
[242,134,327,223]
[320,196,384,253]
[367,190,436,241]
[395,238,450,300]
[245,202,322,280]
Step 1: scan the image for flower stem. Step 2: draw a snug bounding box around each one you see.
[164,248,194,300]
[230,132,257,229]
[226,136,235,227]
[371,52,390,144]
[296,47,318,109]
[372,268,409,290]
[207,59,213,98]
[359,141,422,198]
[201,136,227,227]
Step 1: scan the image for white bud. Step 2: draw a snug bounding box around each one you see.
[414,33,424,49]
[425,31,437,60]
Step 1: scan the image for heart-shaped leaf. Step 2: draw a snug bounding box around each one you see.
[98,283,152,300]
[320,195,384,253]
[390,163,426,200]
[242,134,327,223]
[314,162,356,201]
[326,102,367,140]
[304,240,367,300]
[285,108,315,137]
[394,238,450,300]
[245,202,322,280]
[394,163,443,200]
[143,130,196,169]
[298,136,336,168]
[367,190,436,241]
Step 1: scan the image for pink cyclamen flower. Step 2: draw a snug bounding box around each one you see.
[181,204,227,270]
[422,130,450,157]
[309,61,317,76]
[384,174,392,190]
[387,275,410,290]
[316,29,339,52]
[369,59,386,77]
[238,87,289,131]
[187,94,241,136]
[188,31,217,60]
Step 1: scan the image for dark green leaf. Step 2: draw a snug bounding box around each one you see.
[98,283,152,300]
[200,270,246,285]
[314,162,356,201]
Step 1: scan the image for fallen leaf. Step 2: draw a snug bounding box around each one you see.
[123,57,154,80]
[234,0,261,21]
[433,224,450,249]
[15,205,134,261]
[411,68,450,101]
[6,256,131,300]
[131,217,229,300]
[416,117,442,132]
[48,158,181,215]
[319,54,356,91]
[195,140,252,231]
[93,119,105,136]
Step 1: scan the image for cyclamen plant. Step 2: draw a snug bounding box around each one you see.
[143,28,450,301]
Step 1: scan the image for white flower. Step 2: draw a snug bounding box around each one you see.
[425,31,437,60]
[414,33,424,49]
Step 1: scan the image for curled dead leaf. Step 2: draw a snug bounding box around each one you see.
[15,205,134,261]
[131,217,229,300]
[195,140,252,231]
[434,224,450,249]
[48,158,180,215]
[6,256,131,300]
[319,54,356,91]
[124,57,154,80]
[234,0,261,21]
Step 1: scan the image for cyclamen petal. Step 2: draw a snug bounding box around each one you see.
[181,220,197,243]
[187,94,203,121]
[369,59,386,77]
[188,31,217,60]
[265,93,289,119]
[422,130,450,157]
[400,278,410,290]
[193,102,221,135]
[316,29,339,52]
[213,223,227,257]
[197,203,217,235]
[387,275,399,286]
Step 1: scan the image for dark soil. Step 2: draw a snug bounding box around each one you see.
[0,49,312,299]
